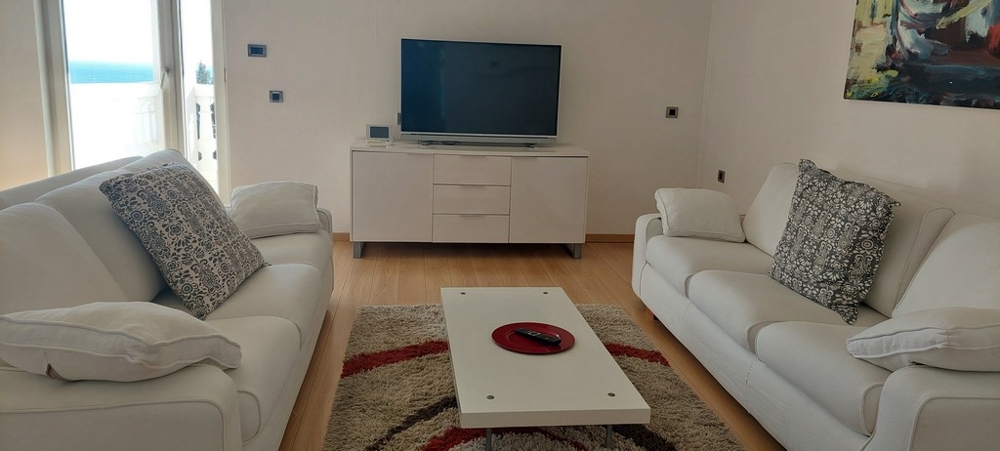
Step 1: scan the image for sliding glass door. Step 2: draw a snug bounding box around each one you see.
[51,0,219,190]
[62,0,166,168]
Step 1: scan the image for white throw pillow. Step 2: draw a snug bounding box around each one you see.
[654,188,745,242]
[846,307,1000,372]
[229,181,321,239]
[0,302,242,382]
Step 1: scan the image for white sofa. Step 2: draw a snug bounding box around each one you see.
[632,163,1000,451]
[0,150,334,451]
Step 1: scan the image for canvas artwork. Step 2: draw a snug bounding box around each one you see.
[845,0,1000,109]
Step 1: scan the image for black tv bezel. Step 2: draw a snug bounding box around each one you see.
[399,38,562,146]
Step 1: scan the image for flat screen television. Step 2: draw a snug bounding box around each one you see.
[400,38,561,145]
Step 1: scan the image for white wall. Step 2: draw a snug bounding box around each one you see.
[698,0,1000,217]
[223,0,715,234]
[0,2,50,190]
[8,1,997,231]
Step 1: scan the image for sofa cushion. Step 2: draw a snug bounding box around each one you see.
[847,307,1000,372]
[229,181,321,239]
[769,160,899,324]
[0,156,139,210]
[252,230,333,271]
[154,263,324,347]
[30,150,194,302]
[842,173,954,317]
[654,188,745,242]
[101,164,267,319]
[742,162,798,256]
[0,203,127,314]
[894,214,1000,317]
[687,270,887,352]
[207,316,300,442]
[717,161,952,318]
[0,302,241,382]
[34,173,167,302]
[755,322,890,435]
[645,235,773,296]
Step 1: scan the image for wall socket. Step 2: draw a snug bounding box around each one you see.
[717,170,726,183]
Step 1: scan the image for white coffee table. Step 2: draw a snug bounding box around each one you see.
[442,287,650,449]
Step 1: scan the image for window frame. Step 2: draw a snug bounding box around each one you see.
[39,0,229,199]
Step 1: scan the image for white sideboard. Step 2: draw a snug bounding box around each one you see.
[351,140,589,258]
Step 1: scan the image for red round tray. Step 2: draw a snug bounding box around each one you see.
[492,322,575,354]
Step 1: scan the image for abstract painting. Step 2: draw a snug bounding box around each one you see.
[845,0,1000,109]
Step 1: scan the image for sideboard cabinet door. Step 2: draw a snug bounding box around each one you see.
[509,156,588,244]
[351,151,433,242]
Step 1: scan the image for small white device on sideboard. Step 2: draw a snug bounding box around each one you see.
[366,125,392,147]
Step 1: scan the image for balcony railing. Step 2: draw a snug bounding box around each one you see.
[69,82,217,190]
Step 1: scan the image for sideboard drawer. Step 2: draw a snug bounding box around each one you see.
[432,214,510,243]
[434,155,512,185]
[433,185,511,215]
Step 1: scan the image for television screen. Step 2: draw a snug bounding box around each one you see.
[400,38,561,145]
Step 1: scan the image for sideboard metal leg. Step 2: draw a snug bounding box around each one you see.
[567,243,583,259]
[353,241,364,258]
[485,428,492,451]
[605,425,613,449]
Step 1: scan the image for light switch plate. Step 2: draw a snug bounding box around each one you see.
[248,44,267,57]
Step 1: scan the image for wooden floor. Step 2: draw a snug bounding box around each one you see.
[278,241,783,450]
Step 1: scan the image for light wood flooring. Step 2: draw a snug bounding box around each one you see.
[278,241,784,450]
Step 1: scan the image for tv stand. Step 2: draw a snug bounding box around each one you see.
[351,140,589,258]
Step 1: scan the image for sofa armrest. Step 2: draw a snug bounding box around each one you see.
[317,207,333,233]
[865,366,1000,451]
[632,213,663,294]
[0,365,243,451]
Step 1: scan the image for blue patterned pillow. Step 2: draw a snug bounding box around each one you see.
[100,164,266,319]
[769,160,900,324]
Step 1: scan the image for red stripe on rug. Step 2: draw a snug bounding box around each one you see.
[341,340,449,378]
[605,343,670,367]
[422,427,483,450]
[424,427,588,451]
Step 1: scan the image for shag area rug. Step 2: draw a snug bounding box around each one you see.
[324,304,741,451]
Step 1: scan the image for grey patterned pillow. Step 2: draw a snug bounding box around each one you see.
[100,164,266,319]
[769,160,900,324]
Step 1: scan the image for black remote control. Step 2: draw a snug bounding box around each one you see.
[514,328,562,345]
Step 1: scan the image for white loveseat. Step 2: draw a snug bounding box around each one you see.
[0,150,334,451]
[632,162,1000,450]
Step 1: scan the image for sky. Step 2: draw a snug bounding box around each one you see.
[63,0,213,68]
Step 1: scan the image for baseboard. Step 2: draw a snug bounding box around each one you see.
[334,233,633,244]
[585,234,634,243]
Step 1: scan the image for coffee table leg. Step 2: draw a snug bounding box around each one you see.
[605,425,613,449]
[485,428,492,451]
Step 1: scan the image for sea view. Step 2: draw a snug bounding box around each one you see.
[68,61,154,84]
